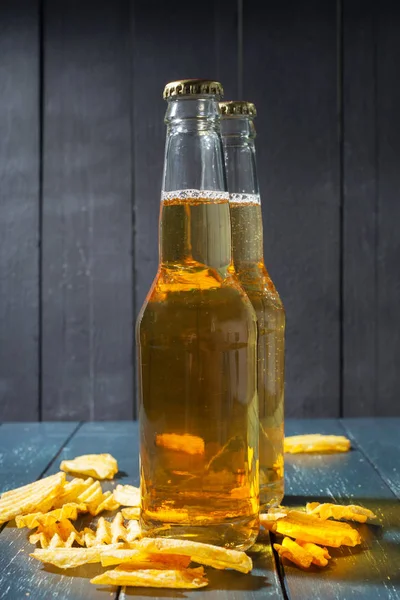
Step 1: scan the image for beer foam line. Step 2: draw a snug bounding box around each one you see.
[162,189,230,202]
[229,193,261,205]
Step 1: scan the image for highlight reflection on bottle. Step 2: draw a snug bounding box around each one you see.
[136,81,259,550]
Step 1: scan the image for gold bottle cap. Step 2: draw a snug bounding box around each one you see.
[163,79,224,100]
[219,100,257,117]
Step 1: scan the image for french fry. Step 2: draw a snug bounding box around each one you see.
[52,477,94,508]
[271,510,361,547]
[100,548,191,568]
[284,434,351,454]
[60,453,118,480]
[30,544,126,569]
[306,502,376,523]
[113,484,140,507]
[16,502,87,529]
[91,566,208,589]
[0,472,65,525]
[29,519,84,548]
[260,508,289,533]
[135,537,253,573]
[297,540,331,567]
[83,512,140,547]
[274,538,313,569]
[121,507,140,520]
[76,480,119,516]
[155,433,205,456]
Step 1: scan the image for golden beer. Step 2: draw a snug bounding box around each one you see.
[137,82,259,549]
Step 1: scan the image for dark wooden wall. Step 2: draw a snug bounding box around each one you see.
[0,0,399,421]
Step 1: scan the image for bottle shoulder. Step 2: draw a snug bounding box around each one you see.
[234,263,284,310]
[137,265,257,326]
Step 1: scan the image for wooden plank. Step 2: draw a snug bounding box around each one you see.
[131,0,239,314]
[0,1,39,421]
[0,423,123,600]
[0,422,79,492]
[342,0,377,416]
[342,418,400,499]
[282,419,400,599]
[243,1,340,418]
[42,0,133,420]
[376,2,400,416]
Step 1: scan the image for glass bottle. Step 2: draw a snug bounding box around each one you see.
[136,81,259,549]
[220,101,285,510]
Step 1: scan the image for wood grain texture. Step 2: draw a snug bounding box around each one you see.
[342,0,378,416]
[41,0,134,421]
[342,418,400,499]
[0,422,78,492]
[376,1,400,416]
[283,419,400,600]
[131,0,239,314]
[0,423,126,600]
[243,1,340,418]
[0,1,39,421]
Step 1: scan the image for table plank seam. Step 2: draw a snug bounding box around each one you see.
[270,533,291,600]
[339,420,399,499]
[37,421,83,480]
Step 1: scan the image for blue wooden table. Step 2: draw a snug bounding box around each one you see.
[0,419,398,599]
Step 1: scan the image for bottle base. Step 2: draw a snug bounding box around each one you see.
[140,512,259,551]
[260,480,284,512]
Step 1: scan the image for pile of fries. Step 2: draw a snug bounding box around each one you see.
[0,434,378,588]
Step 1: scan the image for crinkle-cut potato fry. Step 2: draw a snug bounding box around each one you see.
[156,433,205,456]
[16,502,87,529]
[60,453,118,480]
[91,566,208,589]
[75,480,119,516]
[100,548,191,569]
[297,540,331,567]
[121,507,140,520]
[306,502,376,523]
[135,538,253,574]
[113,484,140,507]
[30,544,126,569]
[84,512,140,547]
[284,434,351,454]
[29,519,84,548]
[52,477,94,508]
[259,508,289,533]
[0,472,65,525]
[274,538,313,569]
[92,490,120,516]
[273,510,361,547]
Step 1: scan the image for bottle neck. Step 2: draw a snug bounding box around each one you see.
[162,97,227,194]
[160,96,231,272]
[221,116,264,267]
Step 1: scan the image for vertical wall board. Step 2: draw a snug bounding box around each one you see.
[376,1,400,415]
[243,1,340,416]
[42,0,134,420]
[343,0,377,416]
[0,1,39,421]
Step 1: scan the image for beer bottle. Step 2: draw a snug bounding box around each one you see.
[137,81,259,549]
[220,101,285,509]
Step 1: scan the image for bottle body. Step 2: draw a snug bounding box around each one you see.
[137,88,259,549]
[221,107,285,510]
[230,197,285,510]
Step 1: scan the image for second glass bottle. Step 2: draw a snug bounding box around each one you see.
[220,101,286,510]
